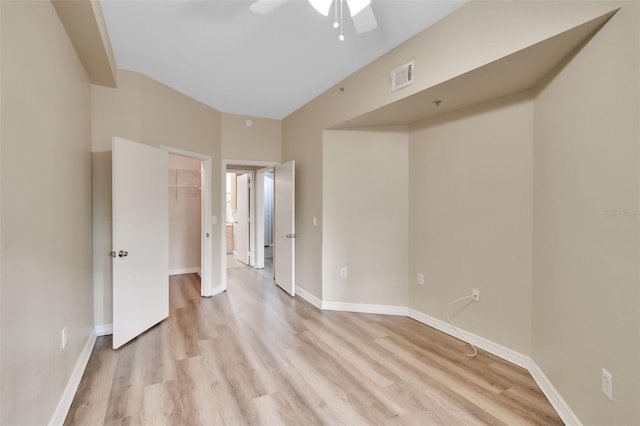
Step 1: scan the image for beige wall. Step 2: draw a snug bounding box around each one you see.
[323,129,409,307]
[409,93,534,355]
[92,72,285,326]
[1,2,93,424]
[282,110,325,299]
[284,2,638,423]
[283,1,618,302]
[222,113,281,163]
[92,70,222,327]
[169,154,201,272]
[229,172,237,213]
[0,3,3,420]
[0,1,634,424]
[91,71,141,326]
[51,0,117,88]
[532,2,640,424]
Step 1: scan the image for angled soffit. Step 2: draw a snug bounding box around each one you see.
[332,10,618,129]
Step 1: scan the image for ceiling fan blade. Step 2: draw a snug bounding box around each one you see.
[345,0,370,17]
[351,4,377,34]
[309,0,332,16]
[250,0,288,15]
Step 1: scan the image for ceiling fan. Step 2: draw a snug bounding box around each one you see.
[250,0,378,40]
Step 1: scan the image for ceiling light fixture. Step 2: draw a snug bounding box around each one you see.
[250,0,377,41]
[345,0,370,16]
[310,0,374,41]
[309,0,332,16]
[337,0,344,41]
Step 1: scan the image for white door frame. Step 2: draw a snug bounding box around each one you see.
[273,160,296,296]
[221,160,276,290]
[255,167,274,270]
[161,146,213,297]
[230,170,254,266]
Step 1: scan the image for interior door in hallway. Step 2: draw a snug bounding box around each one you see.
[234,173,250,265]
[274,160,295,296]
[112,137,169,349]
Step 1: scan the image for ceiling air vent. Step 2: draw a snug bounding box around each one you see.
[390,60,415,92]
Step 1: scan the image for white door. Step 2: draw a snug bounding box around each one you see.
[274,160,295,296]
[233,173,250,265]
[200,159,212,296]
[112,137,169,349]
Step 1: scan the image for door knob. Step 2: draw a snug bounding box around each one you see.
[109,251,116,258]
[205,233,210,238]
[286,234,298,238]
[118,250,128,257]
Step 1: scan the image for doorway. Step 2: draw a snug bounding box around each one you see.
[254,168,274,270]
[168,154,202,276]
[224,167,276,272]
[225,170,254,270]
[263,170,274,263]
[220,160,293,295]
[111,139,214,347]
[162,146,213,297]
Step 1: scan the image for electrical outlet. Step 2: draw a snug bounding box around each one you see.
[61,326,67,349]
[340,267,348,278]
[602,368,613,400]
[417,273,424,285]
[472,289,480,302]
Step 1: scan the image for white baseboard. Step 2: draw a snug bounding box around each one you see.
[407,308,529,369]
[407,308,581,424]
[94,324,112,336]
[306,294,577,426]
[295,286,322,309]
[169,267,200,276]
[322,301,408,316]
[210,285,225,297]
[48,330,97,426]
[529,360,582,426]
[93,290,578,425]
[201,284,225,298]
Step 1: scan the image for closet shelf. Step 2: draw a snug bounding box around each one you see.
[169,168,201,201]
[169,168,200,175]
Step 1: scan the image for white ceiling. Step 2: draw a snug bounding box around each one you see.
[100,0,467,119]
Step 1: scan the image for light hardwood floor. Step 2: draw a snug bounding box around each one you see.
[65,264,563,425]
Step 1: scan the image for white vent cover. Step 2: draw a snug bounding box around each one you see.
[390,60,415,92]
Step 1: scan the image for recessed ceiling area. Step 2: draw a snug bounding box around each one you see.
[99,0,467,119]
[332,11,616,129]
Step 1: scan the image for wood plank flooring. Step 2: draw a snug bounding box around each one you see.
[65,264,563,425]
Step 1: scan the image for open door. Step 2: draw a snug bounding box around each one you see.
[233,173,250,265]
[112,137,169,349]
[274,160,295,296]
